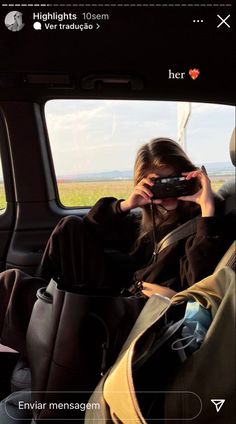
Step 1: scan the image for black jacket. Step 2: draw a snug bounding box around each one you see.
[84,196,230,292]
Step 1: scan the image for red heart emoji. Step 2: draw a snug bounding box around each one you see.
[189,69,200,80]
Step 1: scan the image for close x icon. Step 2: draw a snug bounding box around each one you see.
[217,14,231,28]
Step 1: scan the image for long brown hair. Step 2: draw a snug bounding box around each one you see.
[134,138,198,242]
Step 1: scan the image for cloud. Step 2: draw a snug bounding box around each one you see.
[44,100,234,174]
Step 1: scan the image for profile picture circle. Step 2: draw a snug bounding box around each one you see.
[5,11,25,32]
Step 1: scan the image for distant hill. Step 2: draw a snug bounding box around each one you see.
[202,162,235,175]
[59,170,133,181]
[58,162,235,181]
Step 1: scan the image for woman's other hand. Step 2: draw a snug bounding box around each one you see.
[142,282,177,299]
[120,173,161,212]
[178,167,215,217]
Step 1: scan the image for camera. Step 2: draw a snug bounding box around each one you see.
[150,176,197,199]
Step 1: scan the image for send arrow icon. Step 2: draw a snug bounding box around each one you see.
[211,399,225,412]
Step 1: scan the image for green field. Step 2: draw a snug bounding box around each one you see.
[57,180,134,207]
[0,184,6,210]
[57,180,225,206]
[0,179,228,210]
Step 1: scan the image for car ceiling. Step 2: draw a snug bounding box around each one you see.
[0,4,234,104]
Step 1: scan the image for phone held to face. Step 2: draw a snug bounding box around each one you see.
[150,176,197,199]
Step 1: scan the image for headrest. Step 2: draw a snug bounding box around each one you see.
[230,127,235,167]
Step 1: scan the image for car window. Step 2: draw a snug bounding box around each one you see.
[0,156,6,210]
[45,100,235,207]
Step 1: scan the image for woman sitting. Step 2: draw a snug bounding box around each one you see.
[38,137,228,298]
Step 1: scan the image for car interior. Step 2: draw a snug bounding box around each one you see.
[0,2,235,423]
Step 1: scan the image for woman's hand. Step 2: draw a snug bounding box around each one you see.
[142,282,177,299]
[120,173,161,212]
[178,167,215,217]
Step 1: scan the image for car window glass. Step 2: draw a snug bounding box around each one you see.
[45,100,234,207]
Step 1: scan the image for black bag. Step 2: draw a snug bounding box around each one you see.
[26,279,146,421]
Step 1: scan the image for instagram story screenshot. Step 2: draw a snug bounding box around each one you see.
[0,1,235,423]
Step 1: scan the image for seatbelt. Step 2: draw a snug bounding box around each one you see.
[155,217,198,255]
[149,199,197,258]
[150,196,236,257]
[149,200,197,258]
[127,215,198,296]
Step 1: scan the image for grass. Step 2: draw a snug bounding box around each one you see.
[57,180,134,207]
[58,180,226,207]
[0,179,229,210]
[0,184,6,210]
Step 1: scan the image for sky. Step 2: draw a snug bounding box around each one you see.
[42,100,235,177]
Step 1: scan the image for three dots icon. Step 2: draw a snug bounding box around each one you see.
[193,19,204,23]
